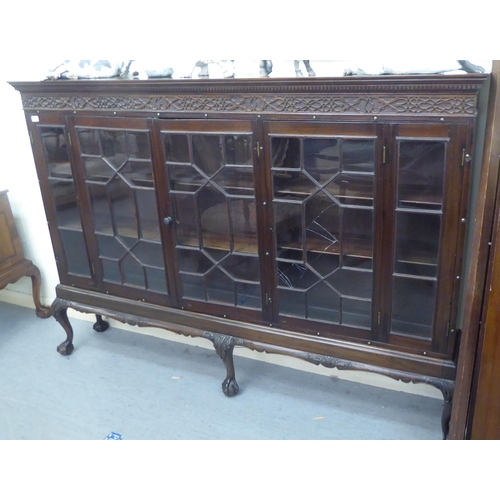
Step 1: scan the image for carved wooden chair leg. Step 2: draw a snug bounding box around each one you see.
[51,298,74,355]
[205,332,240,397]
[93,314,109,332]
[27,263,51,318]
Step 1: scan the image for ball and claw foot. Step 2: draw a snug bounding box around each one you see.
[93,314,109,332]
[57,340,74,355]
[222,378,240,397]
[36,306,52,319]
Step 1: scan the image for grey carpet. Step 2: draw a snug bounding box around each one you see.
[0,301,443,439]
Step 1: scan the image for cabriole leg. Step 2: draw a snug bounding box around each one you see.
[207,332,239,397]
[27,263,51,318]
[51,298,74,355]
[93,314,109,332]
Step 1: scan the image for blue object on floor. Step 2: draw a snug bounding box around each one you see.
[105,432,123,440]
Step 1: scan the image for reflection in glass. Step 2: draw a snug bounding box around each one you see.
[193,135,223,175]
[398,141,445,210]
[395,212,440,277]
[272,133,375,328]
[391,277,436,339]
[274,171,317,201]
[214,167,255,196]
[164,134,190,163]
[169,164,205,192]
[271,137,300,169]
[79,126,167,294]
[343,140,375,173]
[225,136,252,165]
[325,174,373,207]
[41,126,91,278]
[164,131,261,310]
[304,138,339,183]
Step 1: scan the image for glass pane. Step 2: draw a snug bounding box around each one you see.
[214,167,255,196]
[342,298,371,328]
[164,133,190,163]
[135,190,161,242]
[41,126,91,278]
[306,282,340,323]
[305,194,340,254]
[325,173,373,207]
[391,277,437,339]
[178,248,213,274]
[133,241,164,268]
[172,193,199,247]
[271,137,300,169]
[108,177,139,239]
[206,268,234,304]
[120,160,154,188]
[199,185,230,251]
[193,135,223,176]
[328,269,372,300]
[168,164,205,192]
[79,125,167,294]
[398,141,446,210]
[274,171,317,201]
[181,273,205,300]
[96,234,127,259]
[126,131,151,159]
[122,253,145,287]
[40,127,69,167]
[236,282,261,309]
[88,183,112,234]
[395,212,440,277]
[145,267,167,293]
[221,255,260,282]
[304,138,340,183]
[59,229,91,276]
[342,140,375,173]
[225,135,252,165]
[275,202,303,251]
[342,208,373,267]
[230,199,258,253]
[84,157,115,183]
[78,129,101,155]
[277,261,318,290]
[102,259,121,283]
[278,288,305,318]
[99,130,128,168]
[49,179,80,229]
[307,252,339,278]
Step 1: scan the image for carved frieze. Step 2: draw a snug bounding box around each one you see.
[21,93,477,116]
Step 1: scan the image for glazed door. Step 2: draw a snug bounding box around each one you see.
[383,123,468,355]
[27,114,94,290]
[263,121,383,340]
[68,116,175,306]
[153,119,267,323]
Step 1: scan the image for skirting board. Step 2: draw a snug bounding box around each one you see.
[0,286,442,399]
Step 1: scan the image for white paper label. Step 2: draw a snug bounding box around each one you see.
[30,115,40,122]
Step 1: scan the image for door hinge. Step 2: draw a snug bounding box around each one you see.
[68,133,72,147]
[91,263,96,276]
[382,146,386,164]
[256,141,261,159]
[29,130,34,144]
[266,293,272,306]
[377,311,381,325]
[461,149,465,167]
